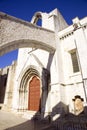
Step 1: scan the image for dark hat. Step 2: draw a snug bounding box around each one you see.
[72,95,84,101]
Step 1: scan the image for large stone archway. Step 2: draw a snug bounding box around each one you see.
[0,12,56,55]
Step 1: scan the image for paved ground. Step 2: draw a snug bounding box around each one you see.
[1,110,87,130]
[0,110,55,130]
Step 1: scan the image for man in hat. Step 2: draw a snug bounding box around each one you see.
[72,95,84,115]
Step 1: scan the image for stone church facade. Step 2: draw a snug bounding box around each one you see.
[0,8,87,120]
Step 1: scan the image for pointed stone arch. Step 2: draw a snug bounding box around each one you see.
[18,66,41,111]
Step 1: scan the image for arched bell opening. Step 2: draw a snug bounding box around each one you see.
[31,12,42,26]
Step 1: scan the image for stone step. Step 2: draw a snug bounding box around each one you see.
[22,111,41,120]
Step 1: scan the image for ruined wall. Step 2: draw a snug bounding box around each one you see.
[3,61,17,110]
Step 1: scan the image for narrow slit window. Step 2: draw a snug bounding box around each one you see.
[71,51,79,73]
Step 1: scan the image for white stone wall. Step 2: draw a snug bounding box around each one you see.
[58,17,87,114]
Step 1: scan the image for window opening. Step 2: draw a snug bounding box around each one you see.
[71,50,79,73]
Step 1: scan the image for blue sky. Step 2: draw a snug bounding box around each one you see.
[0,0,87,68]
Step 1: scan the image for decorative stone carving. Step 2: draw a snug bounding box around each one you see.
[72,17,81,31]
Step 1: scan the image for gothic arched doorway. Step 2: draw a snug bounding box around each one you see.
[28,76,40,111]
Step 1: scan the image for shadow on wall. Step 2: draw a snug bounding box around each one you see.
[32,101,69,122]
[0,74,7,107]
[40,53,54,116]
